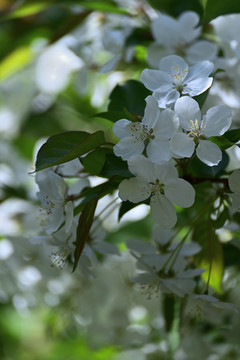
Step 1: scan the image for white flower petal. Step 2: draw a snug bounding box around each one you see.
[183,77,213,96]
[49,171,67,199]
[196,139,222,166]
[45,207,64,234]
[151,14,179,46]
[147,138,172,162]
[112,119,132,139]
[170,132,195,158]
[118,177,151,203]
[150,194,177,228]
[128,156,156,182]
[159,55,189,77]
[113,137,144,160]
[154,162,178,182]
[153,88,180,108]
[178,11,200,42]
[174,96,201,130]
[186,60,214,81]
[36,45,82,94]
[164,178,195,207]
[153,108,179,138]
[204,105,232,137]
[142,96,161,128]
[64,201,74,233]
[186,40,218,64]
[140,69,172,91]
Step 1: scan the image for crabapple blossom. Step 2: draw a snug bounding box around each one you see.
[147,12,217,67]
[118,156,195,228]
[151,12,201,49]
[36,169,74,234]
[113,96,179,162]
[141,55,214,108]
[228,169,240,211]
[171,96,232,166]
[35,43,83,94]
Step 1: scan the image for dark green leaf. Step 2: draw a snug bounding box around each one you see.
[193,89,210,109]
[145,0,203,18]
[187,151,229,178]
[74,178,120,216]
[163,294,175,332]
[94,111,126,122]
[108,80,151,118]
[81,148,108,175]
[72,198,98,272]
[224,128,240,144]
[35,131,105,171]
[204,0,240,22]
[212,207,229,229]
[100,153,132,178]
[209,135,234,150]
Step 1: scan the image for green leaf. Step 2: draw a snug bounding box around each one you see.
[204,0,240,22]
[35,131,105,171]
[100,153,132,178]
[212,206,229,229]
[209,135,234,150]
[145,0,203,18]
[78,1,129,14]
[4,2,50,20]
[193,89,210,109]
[224,128,240,144]
[94,111,126,122]
[108,80,151,119]
[81,148,108,175]
[187,150,229,178]
[74,178,120,216]
[72,198,98,272]
[0,46,34,82]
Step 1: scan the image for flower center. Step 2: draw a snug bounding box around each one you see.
[151,179,165,196]
[130,123,155,142]
[168,65,188,91]
[188,119,206,138]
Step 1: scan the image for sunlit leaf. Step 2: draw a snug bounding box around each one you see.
[0,46,34,82]
[5,2,50,19]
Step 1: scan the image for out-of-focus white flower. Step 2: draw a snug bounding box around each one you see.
[35,43,83,94]
[151,12,201,48]
[147,11,217,67]
[228,169,240,211]
[141,55,213,108]
[36,169,74,234]
[171,96,232,166]
[118,156,195,228]
[113,96,179,162]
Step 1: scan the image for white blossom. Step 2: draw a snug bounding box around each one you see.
[118,156,195,228]
[35,43,83,94]
[113,96,179,162]
[141,55,214,108]
[171,96,232,166]
[36,169,74,234]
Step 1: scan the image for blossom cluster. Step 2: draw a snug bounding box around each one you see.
[113,47,232,228]
[33,9,240,305]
